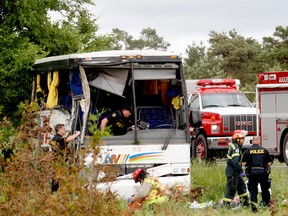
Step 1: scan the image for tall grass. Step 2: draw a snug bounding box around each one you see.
[191,159,226,202]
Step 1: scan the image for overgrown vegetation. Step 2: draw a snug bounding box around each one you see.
[0,104,129,215]
[1,105,288,215]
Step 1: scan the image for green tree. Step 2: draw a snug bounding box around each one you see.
[184,41,225,79]
[261,25,288,70]
[0,30,43,120]
[184,30,262,85]
[109,28,134,50]
[0,0,111,121]
[207,30,262,85]
[109,27,170,50]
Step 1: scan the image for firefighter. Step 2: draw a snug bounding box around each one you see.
[223,130,249,208]
[242,136,273,212]
[127,169,168,210]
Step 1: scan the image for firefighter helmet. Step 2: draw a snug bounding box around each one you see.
[132,168,144,183]
[232,130,247,143]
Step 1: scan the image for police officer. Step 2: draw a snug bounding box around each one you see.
[100,106,134,136]
[49,124,81,193]
[242,136,273,212]
[223,130,249,208]
[49,124,81,160]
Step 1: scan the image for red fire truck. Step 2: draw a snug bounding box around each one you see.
[188,78,257,160]
[257,71,288,165]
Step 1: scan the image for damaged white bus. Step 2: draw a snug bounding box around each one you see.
[32,50,192,198]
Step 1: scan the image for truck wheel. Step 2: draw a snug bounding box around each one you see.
[191,134,209,160]
[282,133,288,166]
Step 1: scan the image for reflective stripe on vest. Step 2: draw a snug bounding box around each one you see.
[144,178,164,204]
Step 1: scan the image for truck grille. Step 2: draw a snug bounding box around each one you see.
[222,115,257,133]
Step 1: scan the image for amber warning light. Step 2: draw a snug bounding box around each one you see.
[120,55,143,59]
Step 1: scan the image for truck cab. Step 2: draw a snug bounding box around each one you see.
[187,78,257,160]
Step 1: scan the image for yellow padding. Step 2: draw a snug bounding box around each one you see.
[46,71,60,108]
[36,74,43,93]
[172,96,180,110]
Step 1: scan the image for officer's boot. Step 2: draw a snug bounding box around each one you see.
[251,202,258,212]
[241,195,250,207]
[50,178,60,194]
[222,200,231,208]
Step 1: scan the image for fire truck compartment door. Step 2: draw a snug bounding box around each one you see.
[261,92,288,149]
[261,93,276,149]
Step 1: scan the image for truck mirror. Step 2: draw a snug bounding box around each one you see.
[189,109,202,128]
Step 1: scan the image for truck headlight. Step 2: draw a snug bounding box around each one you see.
[211,124,220,133]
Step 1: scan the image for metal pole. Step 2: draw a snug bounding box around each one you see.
[256,85,259,136]
[130,61,138,144]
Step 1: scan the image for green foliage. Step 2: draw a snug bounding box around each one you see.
[0,117,17,162]
[109,27,170,50]
[184,29,263,83]
[0,29,44,121]
[261,26,288,71]
[184,41,225,79]
[86,112,111,150]
[207,30,262,84]
[184,26,288,95]
[135,27,170,50]
[241,83,257,104]
[0,102,129,215]
[0,0,111,120]
[109,28,134,50]
[184,26,288,89]
[191,160,226,202]
[0,0,108,54]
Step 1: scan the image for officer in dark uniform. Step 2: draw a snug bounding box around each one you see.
[49,124,80,193]
[242,136,273,212]
[223,130,249,208]
[100,106,134,136]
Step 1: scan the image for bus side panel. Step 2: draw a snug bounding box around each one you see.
[100,144,190,165]
[96,174,191,199]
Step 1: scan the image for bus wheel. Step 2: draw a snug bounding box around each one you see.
[191,134,209,160]
[282,133,288,166]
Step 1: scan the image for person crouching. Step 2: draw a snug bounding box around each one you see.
[128,169,168,210]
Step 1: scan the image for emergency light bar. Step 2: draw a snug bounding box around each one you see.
[196,78,236,87]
